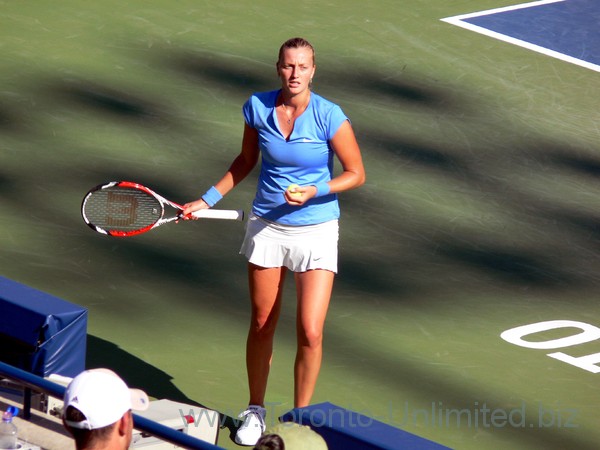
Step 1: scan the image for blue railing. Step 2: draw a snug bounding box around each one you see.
[0,361,224,450]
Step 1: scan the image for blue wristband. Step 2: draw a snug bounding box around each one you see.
[201,186,223,207]
[314,182,331,198]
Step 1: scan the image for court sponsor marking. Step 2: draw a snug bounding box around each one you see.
[501,320,600,373]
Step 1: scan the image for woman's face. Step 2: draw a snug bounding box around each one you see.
[277,47,316,97]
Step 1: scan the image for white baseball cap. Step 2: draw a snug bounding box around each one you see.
[63,368,149,430]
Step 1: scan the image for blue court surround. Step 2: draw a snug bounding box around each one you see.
[442,0,600,72]
[281,402,452,450]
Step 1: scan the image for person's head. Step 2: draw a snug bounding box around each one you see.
[276,37,316,96]
[254,432,285,450]
[254,422,328,450]
[62,368,149,450]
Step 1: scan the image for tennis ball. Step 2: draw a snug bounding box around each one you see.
[287,184,302,199]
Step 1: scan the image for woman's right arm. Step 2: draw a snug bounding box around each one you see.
[182,124,259,216]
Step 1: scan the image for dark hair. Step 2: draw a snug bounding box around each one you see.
[253,433,286,450]
[64,405,115,447]
[277,37,315,66]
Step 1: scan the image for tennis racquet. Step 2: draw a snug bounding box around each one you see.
[81,181,244,237]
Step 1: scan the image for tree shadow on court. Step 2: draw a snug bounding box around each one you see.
[167,49,273,95]
[4,40,600,449]
[331,111,600,297]
[86,335,202,406]
[0,173,17,195]
[41,77,180,131]
[547,150,600,178]
[0,105,23,133]
[433,237,578,286]
[318,67,466,112]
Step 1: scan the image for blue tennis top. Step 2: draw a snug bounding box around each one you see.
[243,89,348,225]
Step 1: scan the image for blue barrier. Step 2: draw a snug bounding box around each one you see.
[281,402,452,450]
[0,276,87,378]
[0,361,224,450]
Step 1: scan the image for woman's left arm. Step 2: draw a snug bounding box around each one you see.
[328,120,366,193]
[285,120,365,204]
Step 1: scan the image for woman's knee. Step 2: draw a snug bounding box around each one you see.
[250,311,279,338]
[297,326,323,349]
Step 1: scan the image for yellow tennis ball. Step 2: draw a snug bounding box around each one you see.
[287,184,302,198]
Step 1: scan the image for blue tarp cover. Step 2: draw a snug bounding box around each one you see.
[0,276,87,377]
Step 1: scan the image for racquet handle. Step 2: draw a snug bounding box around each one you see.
[190,209,245,221]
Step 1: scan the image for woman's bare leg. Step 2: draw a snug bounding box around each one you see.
[246,263,287,406]
[293,269,335,408]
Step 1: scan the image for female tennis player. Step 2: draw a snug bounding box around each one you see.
[183,37,365,446]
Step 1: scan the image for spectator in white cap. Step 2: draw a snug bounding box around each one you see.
[62,368,149,450]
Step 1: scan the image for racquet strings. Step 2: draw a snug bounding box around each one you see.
[83,186,163,232]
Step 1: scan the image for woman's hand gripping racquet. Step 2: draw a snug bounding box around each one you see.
[81,181,244,237]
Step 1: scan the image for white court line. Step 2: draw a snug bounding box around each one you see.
[441,0,600,73]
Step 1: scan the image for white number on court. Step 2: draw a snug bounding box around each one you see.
[501,320,600,373]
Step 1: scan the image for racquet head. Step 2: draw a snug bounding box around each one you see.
[81,181,165,237]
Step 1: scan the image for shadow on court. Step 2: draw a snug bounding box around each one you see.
[3,33,600,450]
[86,335,200,406]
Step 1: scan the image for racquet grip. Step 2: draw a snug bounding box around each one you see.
[191,209,245,221]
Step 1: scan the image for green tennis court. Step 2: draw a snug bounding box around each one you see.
[2,1,600,448]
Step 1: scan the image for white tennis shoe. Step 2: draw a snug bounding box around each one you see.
[235,405,266,446]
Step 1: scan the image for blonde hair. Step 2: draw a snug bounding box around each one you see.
[277,37,315,66]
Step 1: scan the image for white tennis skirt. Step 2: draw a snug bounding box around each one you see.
[240,214,339,273]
